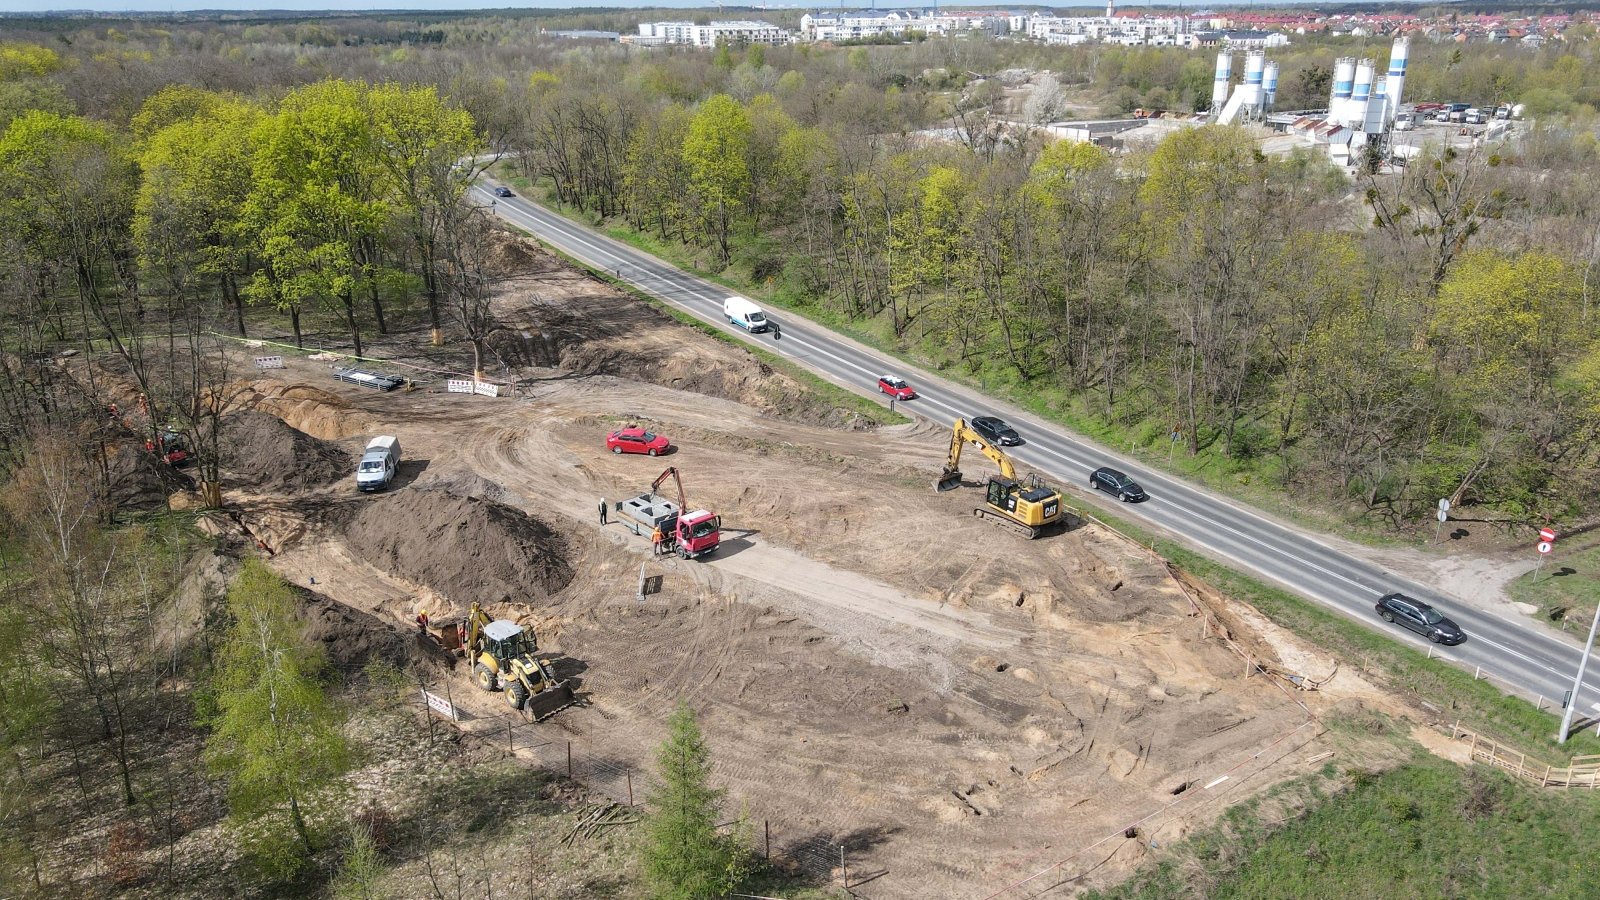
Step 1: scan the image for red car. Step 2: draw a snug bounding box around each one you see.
[606,426,671,456]
[877,375,916,400]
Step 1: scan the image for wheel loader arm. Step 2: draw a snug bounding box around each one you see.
[462,602,491,655]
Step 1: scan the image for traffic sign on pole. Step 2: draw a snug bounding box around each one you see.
[1439,498,1451,513]
[1539,527,1557,542]
[1436,509,1448,523]
[1538,541,1553,555]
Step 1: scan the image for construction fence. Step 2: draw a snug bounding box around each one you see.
[1449,722,1600,789]
[411,680,858,888]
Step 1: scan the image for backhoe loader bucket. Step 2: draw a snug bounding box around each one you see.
[521,681,577,721]
[935,467,963,492]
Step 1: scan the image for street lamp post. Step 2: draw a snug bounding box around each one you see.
[1558,601,1600,743]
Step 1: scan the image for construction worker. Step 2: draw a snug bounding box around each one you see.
[416,609,429,635]
[599,498,608,525]
[651,525,664,556]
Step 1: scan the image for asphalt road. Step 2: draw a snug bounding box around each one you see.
[474,181,1600,721]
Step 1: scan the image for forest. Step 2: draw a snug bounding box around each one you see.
[3,14,1599,531]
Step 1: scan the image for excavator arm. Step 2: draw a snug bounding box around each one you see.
[937,419,1017,491]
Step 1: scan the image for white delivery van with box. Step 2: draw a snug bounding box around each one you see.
[722,296,770,334]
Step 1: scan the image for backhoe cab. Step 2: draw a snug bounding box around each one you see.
[440,602,576,721]
[937,418,1065,539]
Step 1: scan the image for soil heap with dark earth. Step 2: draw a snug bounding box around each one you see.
[296,585,425,671]
[344,488,573,609]
[220,410,352,492]
[106,440,188,510]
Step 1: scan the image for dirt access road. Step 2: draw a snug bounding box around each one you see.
[223,235,1367,898]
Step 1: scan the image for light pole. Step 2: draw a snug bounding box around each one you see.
[1558,601,1600,743]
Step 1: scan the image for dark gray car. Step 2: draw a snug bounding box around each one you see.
[1090,467,1147,502]
[1375,593,1465,645]
[971,416,1021,446]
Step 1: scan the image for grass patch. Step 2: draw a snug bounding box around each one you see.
[1089,507,1600,757]
[534,234,908,429]
[1089,753,1600,899]
[1508,540,1600,631]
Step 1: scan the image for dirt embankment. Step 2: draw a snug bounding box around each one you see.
[220,410,351,493]
[481,232,877,430]
[224,380,375,441]
[344,487,574,610]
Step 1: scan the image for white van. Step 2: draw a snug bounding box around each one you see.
[722,296,770,334]
[356,435,401,491]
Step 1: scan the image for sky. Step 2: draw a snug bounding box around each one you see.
[5,0,841,10]
[0,0,1376,12]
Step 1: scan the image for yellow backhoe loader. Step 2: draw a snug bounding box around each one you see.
[936,418,1065,539]
[435,602,576,720]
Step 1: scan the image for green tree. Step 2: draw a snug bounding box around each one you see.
[332,823,386,900]
[243,80,389,357]
[642,702,748,899]
[682,94,752,266]
[204,560,351,879]
[136,95,263,338]
[367,82,480,346]
[624,102,693,241]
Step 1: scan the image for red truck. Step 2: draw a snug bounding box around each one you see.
[617,467,721,559]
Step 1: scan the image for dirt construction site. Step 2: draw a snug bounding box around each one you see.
[197,232,1416,897]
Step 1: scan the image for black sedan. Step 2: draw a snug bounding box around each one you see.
[1090,467,1147,502]
[493,186,514,198]
[971,416,1022,446]
[1375,593,1465,645]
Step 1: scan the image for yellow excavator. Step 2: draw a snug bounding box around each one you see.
[436,602,576,720]
[936,418,1064,539]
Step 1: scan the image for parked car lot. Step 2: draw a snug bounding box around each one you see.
[605,426,671,456]
[1375,593,1465,645]
[970,415,1021,446]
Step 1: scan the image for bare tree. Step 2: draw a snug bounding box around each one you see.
[438,201,501,382]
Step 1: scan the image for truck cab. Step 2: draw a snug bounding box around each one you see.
[671,510,721,558]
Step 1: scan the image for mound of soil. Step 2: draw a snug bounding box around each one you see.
[220,411,351,493]
[344,490,573,609]
[296,586,419,671]
[415,471,509,504]
[485,226,559,278]
[106,441,189,511]
[226,380,373,440]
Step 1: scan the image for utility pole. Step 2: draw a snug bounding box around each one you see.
[1558,601,1600,743]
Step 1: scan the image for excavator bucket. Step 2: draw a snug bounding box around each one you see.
[935,467,963,492]
[522,681,577,721]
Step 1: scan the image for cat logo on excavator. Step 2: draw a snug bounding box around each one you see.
[441,603,576,721]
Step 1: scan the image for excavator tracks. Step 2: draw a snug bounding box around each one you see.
[973,507,1042,540]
